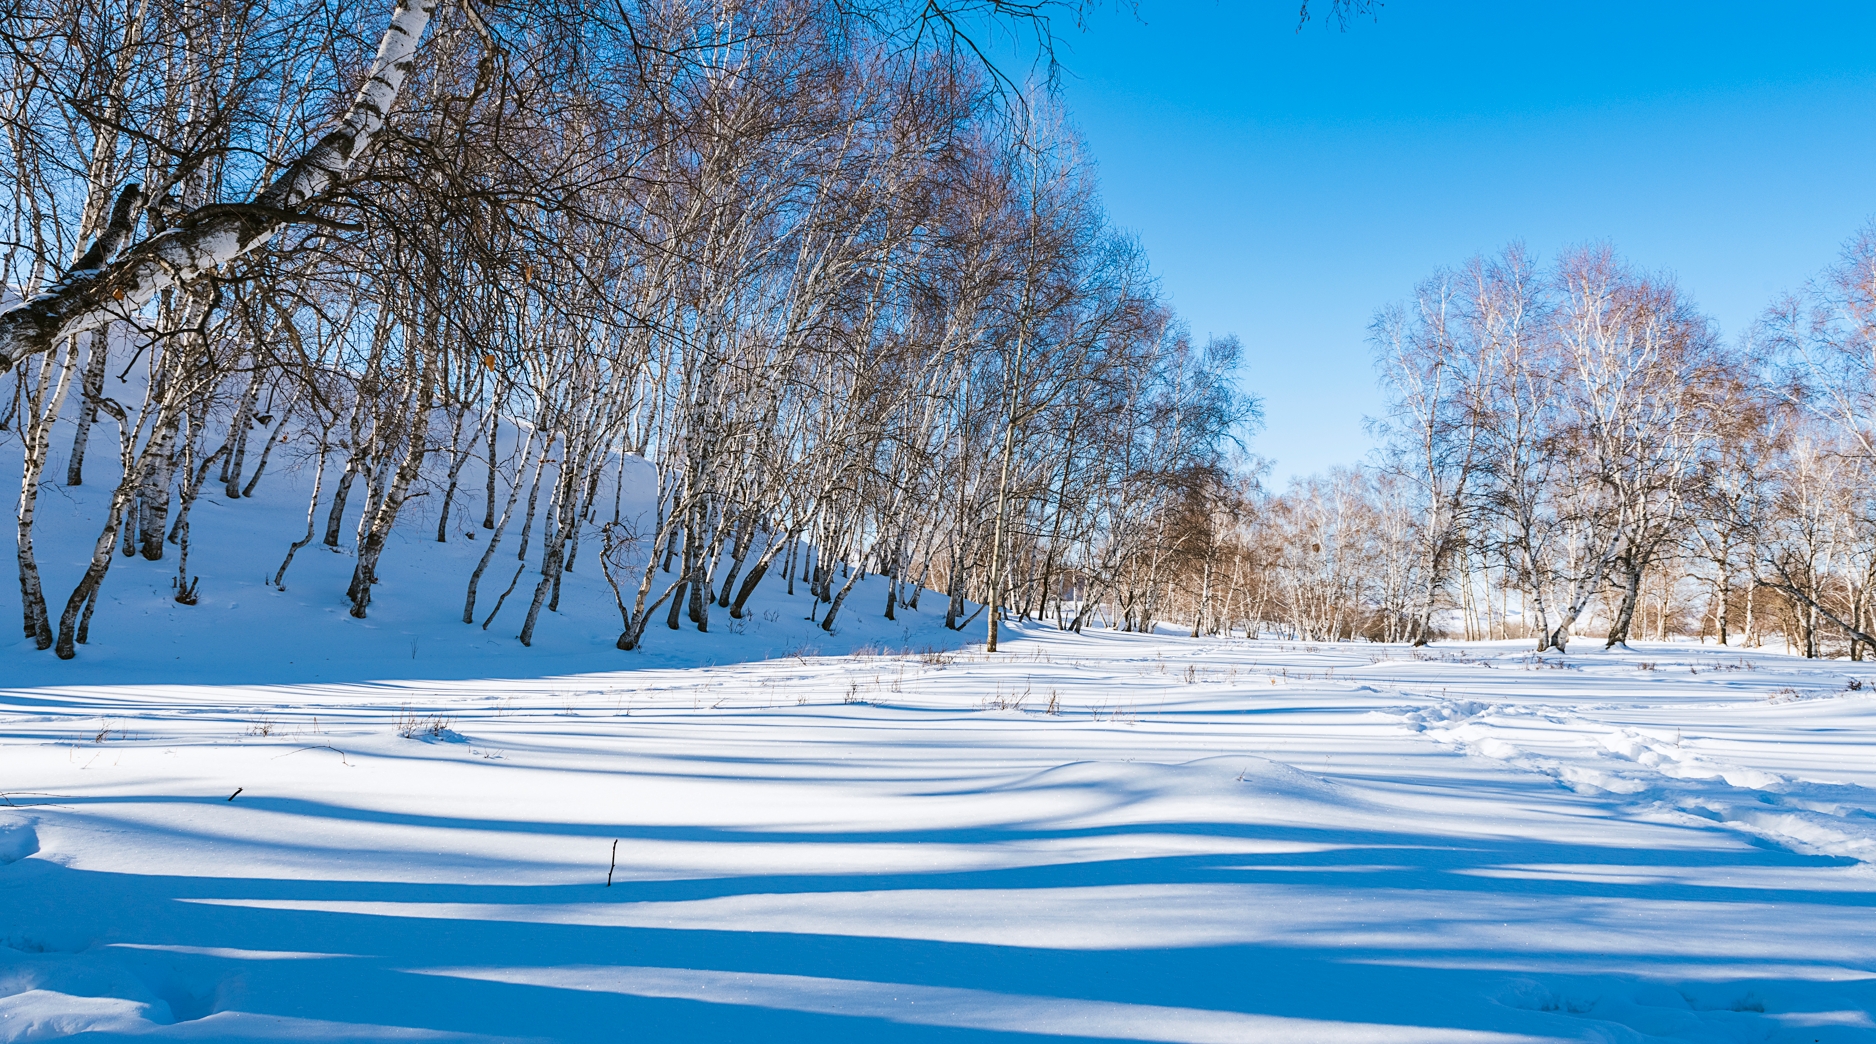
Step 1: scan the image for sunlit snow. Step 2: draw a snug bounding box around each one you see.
[4,621,1875,1041]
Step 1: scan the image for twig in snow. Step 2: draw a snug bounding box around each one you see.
[0,792,74,809]
[607,839,618,887]
[272,745,353,767]
[227,787,243,801]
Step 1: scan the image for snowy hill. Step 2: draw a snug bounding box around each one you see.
[2,409,974,688]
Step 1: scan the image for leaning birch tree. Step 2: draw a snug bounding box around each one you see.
[0,0,439,376]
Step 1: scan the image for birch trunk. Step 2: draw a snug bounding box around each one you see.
[1604,552,1646,649]
[483,408,500,529]
[274,439,330,589]
[728,525,799,618]
[347,338,436,618]
[714,512,759,608]
[519,464,578,646]
[219,364,263,494]
[135,411,180,559]
[171,444,227,604]
[65,332,109,486]
[54,382,198,657]
[15,339,83,648]
[821,547,865,633]
[239,388,301,498]
[1545,529,1626,653]
[464,428,542,622]
[605,472,686,651]
[0,0,441,376]
[435,405,473,541]
[322,463,359,546]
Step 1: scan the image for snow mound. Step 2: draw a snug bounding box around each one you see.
[1007,755,1340,800]
[0,819,37,865]
[1495,976,1812,1043]
[988,755,1353,832]
[0,990,155,1042]
[404,727,468,745]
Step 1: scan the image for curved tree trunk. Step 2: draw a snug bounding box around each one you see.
[1604,553,1646,648]
[0,0,440,376]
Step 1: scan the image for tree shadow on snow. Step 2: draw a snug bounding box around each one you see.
[3,789,1873,1042]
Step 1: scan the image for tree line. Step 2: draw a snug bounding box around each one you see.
[1150,236,1876,658]
[0,0,1252,659]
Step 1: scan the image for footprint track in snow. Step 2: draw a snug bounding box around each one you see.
[1394,698,1876,866]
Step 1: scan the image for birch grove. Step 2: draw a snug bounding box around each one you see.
[1165,235,1876,658]
[14,0,1871,662]
[1,0,1256,659]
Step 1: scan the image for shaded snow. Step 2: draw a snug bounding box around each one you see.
[3,427,1876,1041]
[3,630,1876,1042]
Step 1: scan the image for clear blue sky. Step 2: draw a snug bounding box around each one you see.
[1047,1,1876,483]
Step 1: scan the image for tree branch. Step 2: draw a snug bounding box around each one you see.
[0,0,439,376]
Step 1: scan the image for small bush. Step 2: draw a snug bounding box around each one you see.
[396,706,454,740]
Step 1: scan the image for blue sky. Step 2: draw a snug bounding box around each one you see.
[1046,1,1876,483]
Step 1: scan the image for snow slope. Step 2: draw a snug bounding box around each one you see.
[3,631,1875,1042]
[0,421,956,688]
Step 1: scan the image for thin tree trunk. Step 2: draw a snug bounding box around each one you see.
[945,548,966,630]
[614,487,687,651]
[464,428,542,622]
[238,389,299,498]
[53,390,192,658]
[220,364,263,495]
[1605,553,1646,649]
[513,431,552,562]
[322,463,359,547]
[483,405,499,529]
[561,464,602,576]
[348,340,437,618]
[519,465,577,646]
[55,486,135,658]
[136,412,180,559]
[171,445,227,604]
[16,340,83,648]
[274,440,331,589]
[822,548,865,633]
[64,330,109,486]
[435,405,473,542]
[715,512,759,608]
[729,526,798,618]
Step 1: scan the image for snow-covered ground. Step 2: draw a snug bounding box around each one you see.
[3,416,1875,1041]
[4,623,1875,1042]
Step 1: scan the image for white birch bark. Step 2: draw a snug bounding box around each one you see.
[274,434,331,590]
[0,0,439,375]
[14,339,84,648]
[348,338,437,617]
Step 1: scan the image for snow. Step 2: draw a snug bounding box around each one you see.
[3,434,1876,1041]
[4,626,1876,1042]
